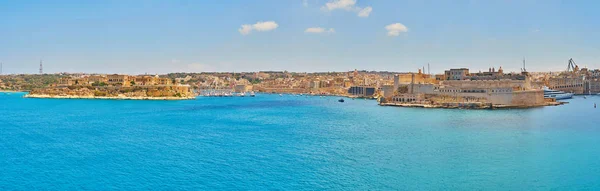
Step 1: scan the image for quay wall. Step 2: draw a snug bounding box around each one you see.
[438,90,544,106]
[256,88,308,93]
[509,90,545,106]
[404,89,544,106]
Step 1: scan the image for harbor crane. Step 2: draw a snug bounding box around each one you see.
[567,58,579,72]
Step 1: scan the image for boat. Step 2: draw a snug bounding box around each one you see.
[279,94,283,97]
[250,92,256,97]
[543,87,573,100]
[338,98,345,102]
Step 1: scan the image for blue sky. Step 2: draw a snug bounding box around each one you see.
[0,0,599,74]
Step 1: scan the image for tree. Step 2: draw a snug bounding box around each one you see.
[92,82,107,87]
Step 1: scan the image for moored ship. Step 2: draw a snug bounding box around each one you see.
[543,87,573,100]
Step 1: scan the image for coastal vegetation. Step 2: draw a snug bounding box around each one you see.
[0,74,61,91]
[27,85,195,100]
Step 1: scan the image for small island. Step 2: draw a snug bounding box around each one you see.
[25,74,195,100]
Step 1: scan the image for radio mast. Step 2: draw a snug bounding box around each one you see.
[39,60,43,74]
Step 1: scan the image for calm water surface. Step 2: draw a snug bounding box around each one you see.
[1,92,600,190]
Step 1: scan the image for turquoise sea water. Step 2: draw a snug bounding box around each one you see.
[1,92,600,190]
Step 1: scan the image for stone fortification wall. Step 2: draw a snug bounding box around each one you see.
[426,90,543,106]
[441,79,530,90]
[509,90,545,106]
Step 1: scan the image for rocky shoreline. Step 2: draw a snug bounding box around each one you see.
[0,90,27,93]
[24,94,196,100]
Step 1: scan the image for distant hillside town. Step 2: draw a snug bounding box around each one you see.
[1,58,598,105]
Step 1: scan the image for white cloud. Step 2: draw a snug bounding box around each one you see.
[302,0,308,7]
[385,23,408,36]
[252,21,279,31]
[324,0,356,11]
[238,21,279,35]
[238,25,252,35]
[305,27,335,34]
[358,6,372,17]
[305,27,325,33]
[322,0,371,18]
